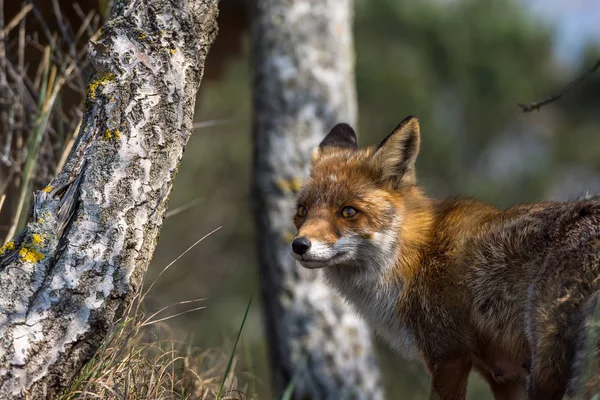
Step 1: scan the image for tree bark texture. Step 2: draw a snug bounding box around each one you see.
[0,1,218,398]
[251,0,384,398]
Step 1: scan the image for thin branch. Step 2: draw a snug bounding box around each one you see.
[519,57,600,113]
[55,118,80,174]
[72,3,99,39]
[0,0,6,85]
[0,169,12,199]
[1,4,33,37]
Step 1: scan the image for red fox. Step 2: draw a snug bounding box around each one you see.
[290,116,600,400]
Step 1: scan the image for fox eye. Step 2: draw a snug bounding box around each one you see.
[297,205,307,218]
[341,206,358,218]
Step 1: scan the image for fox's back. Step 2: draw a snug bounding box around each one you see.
[461,199,600,331]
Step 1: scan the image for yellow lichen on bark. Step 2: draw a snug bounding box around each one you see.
[275,177,304,194]
[104,129,122,140]
[0,241,15,255]
[32,234,45,248]
[17,234,47,263]
[88,72,116,100]
[19,246,45,263]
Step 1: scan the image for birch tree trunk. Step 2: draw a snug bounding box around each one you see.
[0,1,218,398]
[251,0,384,398]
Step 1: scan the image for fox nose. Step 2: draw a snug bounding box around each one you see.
[292,237,311,255]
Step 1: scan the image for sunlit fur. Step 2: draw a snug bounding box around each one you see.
[291,117,600,400]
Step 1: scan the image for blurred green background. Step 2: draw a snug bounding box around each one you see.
[2,0,596,398]
[144,0,600,398]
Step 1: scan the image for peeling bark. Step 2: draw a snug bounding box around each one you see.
[251,0,384,398]
[0,0,219,398]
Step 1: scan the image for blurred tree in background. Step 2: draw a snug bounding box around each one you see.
[252,0,383,398]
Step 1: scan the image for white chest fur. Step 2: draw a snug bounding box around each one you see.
[324,269,420,361]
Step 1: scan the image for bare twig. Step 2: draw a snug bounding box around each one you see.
[0,169,13,200]
[519,58,600,112]
[1,4,33,36]
[0,0,6,84]
[73,3,99,39]
[51,0,74,45]
[55,118,81,174]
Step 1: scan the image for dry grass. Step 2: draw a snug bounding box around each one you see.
[59,301,247,400]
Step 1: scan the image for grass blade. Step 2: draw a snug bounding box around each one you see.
[280,355,306,400]
[165,196,203,219]
[217,286,255,399]
[280,371,299,400]
[141,226,222,301]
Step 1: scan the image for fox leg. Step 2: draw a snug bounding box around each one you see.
[489,380,526,400]
[478,370,526,400]
[427,356,472,400]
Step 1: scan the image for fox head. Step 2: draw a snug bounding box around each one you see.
[291,116,429,273]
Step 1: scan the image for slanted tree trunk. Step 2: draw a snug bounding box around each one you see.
[0,1,219,398]
[251,0,384,398]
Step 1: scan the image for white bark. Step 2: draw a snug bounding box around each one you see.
[0,0,219,398]
[251,0,384,398]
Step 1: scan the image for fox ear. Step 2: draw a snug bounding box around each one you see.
[319,123,358,151]
[313,123,358,163]
[372,116,420,188]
